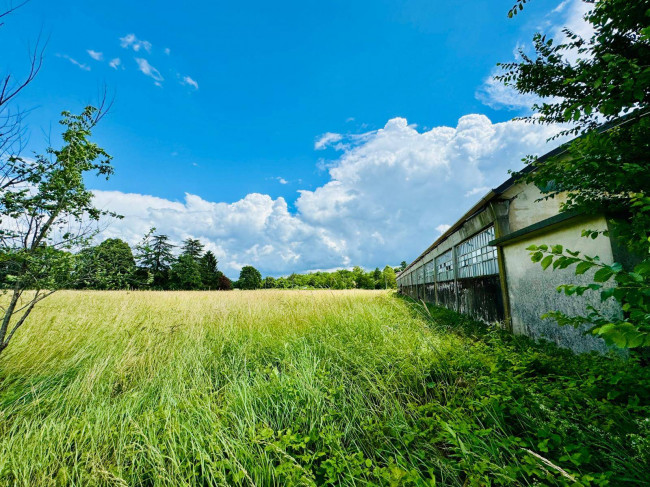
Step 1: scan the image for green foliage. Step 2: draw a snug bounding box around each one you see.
[170,254,203,290]
[0,106,116,354]
[135,230,175,289]
[260,266,398,290]
[199,250,221,289]
[527,243,650,348]
[499,0,650,347]
[237,265,262,290]
[0,291,647,485]
[76,238,136,290]
[181,237,204,261]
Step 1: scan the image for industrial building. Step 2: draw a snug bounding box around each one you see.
[396,144,624,353]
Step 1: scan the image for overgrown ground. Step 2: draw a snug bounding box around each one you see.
[0,290,648,486]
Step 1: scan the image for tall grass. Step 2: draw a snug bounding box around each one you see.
[0,290,647,486]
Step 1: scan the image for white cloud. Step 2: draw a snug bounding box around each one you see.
[58,54,91,71]
[109,58,121,69]
[552,0,570,14]
[277,177,288,185]
[181,75,199,90]
[464,186,491,198]
[164,47,171,55]
[315,132,343,150]
[120,33,152,52]
[135,58,164,83]
[475,71,543,110]
[93,114,565,278]
[87,49,103,61]
[436,224,451,235]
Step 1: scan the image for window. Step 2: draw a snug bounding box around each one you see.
[436,250,454,282]
[417,266,424,284]
[457,226,499,278]
[424,261,435,283]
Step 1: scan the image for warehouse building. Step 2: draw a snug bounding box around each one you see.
[396,144,625,353]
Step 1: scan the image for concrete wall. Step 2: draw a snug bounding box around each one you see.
[501,181,570,233]
[502,215,617,353]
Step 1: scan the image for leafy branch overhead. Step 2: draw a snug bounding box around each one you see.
[500,0,650,348]
[0,106,117,354]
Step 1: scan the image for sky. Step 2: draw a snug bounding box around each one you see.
[2,0,590,278]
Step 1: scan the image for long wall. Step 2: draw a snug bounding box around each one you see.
[397,176,617,353]
[398,207,505,323]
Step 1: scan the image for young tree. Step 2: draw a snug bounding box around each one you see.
[382,265,397,289]
[237,266,262,290]
[0,106,116,355]
[499,0,650,347]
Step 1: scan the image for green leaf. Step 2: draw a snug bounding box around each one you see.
[541,255,553,270]
[593,267,615,283]
[575,261,595,275]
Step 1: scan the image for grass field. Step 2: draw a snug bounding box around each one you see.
[0,290,648,486]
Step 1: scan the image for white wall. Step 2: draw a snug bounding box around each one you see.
[503,215,618,353]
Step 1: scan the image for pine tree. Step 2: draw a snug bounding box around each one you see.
[181,238,204,261]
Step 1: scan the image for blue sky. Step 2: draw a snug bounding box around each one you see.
[2,0,586,277]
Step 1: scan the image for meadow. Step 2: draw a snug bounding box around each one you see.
[0,290,648,486]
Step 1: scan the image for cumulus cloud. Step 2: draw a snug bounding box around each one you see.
[87,49,103,61]
[93,114,565,278]
[135,58,164,83]
[315,132,343,150]
[120,33,152,52]
[436,224,451,235]
[109,58,122,69]
[277,177,289,185]
[181,75,199,90]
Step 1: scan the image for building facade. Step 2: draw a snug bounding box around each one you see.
[396,149,624,353]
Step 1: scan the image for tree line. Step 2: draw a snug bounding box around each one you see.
[1,227,399,291]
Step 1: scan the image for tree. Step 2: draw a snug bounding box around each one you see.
[372,267,382,288]
[400,261,408,271]
[352,266,375,290]
[136,232,175,288]
[79,238,136,290]
[499,0,650,347]
[170,254,203,290]
[382,265,397,289]
[181,238,204,261]
[0,2,44,169]
[262,276,276,289]
[237,266,262,290]
[0,106,116,355]
[218,273,233,290]
[199,250,220,289]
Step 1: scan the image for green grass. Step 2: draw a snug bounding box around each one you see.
[0,290,648,486]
